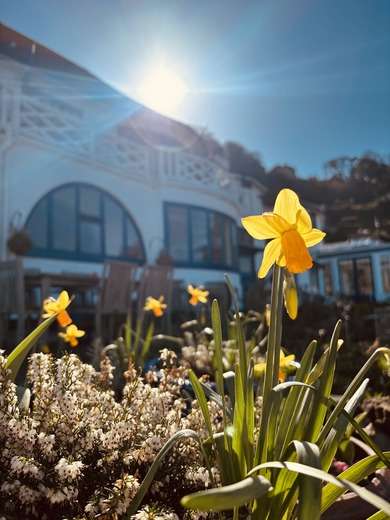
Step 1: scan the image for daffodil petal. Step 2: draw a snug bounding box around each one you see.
[58,291,70,308]
[297,207,312,233]
[242,213,289,239]
[273,189,301,224]
[258,238,282,278]
[302,228,326,247]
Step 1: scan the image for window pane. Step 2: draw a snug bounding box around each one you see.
[80,186,100,217]
[125,218,143,259]
[210,213,224,264]
[27,198,48,249]
[80,220,102,255]
[191,209,208,263]
[239,255,253,274]
[52,187,76,251]
[104,197,123,257]
[340,260,354,296]
[167,206,189,261]
[231,223,238,267]
[224,218,233,267]
[310,268,319,290]
[323,263,333,295]
[356,258,373,297]
[381,255,390,293]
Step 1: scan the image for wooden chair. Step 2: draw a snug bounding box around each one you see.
[137,265,174,331]
[0,258,26,346]
[95,261,139,340]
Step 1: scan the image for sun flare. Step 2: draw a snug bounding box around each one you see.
[138,63,188,115]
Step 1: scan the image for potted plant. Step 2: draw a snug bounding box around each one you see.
[7,211,32,256]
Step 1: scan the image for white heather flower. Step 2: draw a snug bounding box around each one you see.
[0,352,223,519]
[46,488,67,504]
[84,501,98,515]
[10,456,43,479]
[55,458,84,481]
[132,505,180,519]
[18,484,41,505]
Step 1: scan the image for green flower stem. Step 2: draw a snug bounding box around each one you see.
[254,265,284,467]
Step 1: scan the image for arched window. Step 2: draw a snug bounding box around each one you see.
[26,183,145,263]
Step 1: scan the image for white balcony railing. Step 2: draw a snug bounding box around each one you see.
[0,58,251,211]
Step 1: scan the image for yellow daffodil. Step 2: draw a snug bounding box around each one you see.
[278,351,296,381]
[242,189,325,278]
[283,271,298,320]
[42,290,72,327]
[187,285,209,306]
[144,296,167,317]
[254,350,296,382]
[58,324,85,348]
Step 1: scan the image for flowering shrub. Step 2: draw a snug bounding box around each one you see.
[0,350,220,519]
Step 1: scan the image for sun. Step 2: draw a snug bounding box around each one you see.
[138,63,188,115]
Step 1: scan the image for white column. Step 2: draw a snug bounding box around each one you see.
[0,144,8,260]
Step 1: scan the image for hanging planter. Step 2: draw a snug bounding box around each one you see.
[7,211,32,256]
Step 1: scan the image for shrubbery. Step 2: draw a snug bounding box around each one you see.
[0,351,220,519]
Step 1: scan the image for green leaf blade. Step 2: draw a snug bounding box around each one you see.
[6,316,55,381]
[181,476,272,512]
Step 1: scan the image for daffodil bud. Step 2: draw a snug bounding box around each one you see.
[283,271,298,320]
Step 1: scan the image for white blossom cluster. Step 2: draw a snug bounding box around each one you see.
[132,504,179,519]
[182,344,213,374]
[0,351,220,519]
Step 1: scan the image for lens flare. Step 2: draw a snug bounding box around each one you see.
[138,63,188,115]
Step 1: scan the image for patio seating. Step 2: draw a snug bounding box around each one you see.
[95,261,139,340]
[0,258,26,345]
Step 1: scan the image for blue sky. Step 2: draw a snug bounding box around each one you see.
[1,0,389,177]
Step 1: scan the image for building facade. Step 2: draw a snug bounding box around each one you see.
[0,24,263,299]
[312,240,390,303]
[3,25,388,306]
